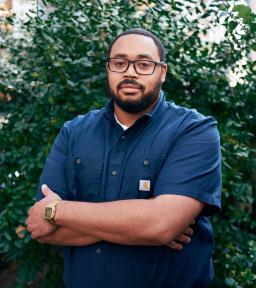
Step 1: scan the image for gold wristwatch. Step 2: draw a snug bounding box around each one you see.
[44,200,61,225]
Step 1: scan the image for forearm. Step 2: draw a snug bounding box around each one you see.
[54,199,159,245]
[54,196,201,246]
[38,227,101,246]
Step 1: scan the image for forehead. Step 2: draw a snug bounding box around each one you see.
[110,34,160,60]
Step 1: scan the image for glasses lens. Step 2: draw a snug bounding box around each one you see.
[135,61,155,75]
[109,58,128,72]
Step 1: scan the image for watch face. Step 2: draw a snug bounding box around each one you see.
[45,207,52,219]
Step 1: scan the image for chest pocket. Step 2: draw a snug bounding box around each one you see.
[120,158,165,200]
[65,157,104,202]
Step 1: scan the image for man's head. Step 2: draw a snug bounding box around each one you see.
[106,28,167,114]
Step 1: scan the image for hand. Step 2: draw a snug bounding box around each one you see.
[166,222,194,250]
[26,184,61,239]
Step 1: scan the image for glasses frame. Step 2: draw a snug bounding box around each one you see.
[107,57,165,75]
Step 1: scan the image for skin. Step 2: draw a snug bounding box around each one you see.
[26,34,204,249]
[107,34,167,126]
[27,186,193,249]
[27,185,197,247]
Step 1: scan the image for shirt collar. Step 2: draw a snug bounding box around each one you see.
[104,90,166,123]
[145,90,164,118]
[114,114,129,130]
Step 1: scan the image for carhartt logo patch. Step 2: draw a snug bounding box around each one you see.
[139,180,151,191]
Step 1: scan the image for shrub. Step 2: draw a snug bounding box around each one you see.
[0,1,255,287]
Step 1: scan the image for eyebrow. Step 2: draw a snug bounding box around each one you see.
[112,53,155,61]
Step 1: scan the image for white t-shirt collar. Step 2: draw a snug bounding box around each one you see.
[114,114,129,131]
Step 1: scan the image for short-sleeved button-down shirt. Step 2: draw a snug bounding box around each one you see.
[37,91,221,288]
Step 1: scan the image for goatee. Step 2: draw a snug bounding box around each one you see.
[107,79,162,114]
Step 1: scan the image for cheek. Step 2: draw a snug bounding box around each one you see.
[108,73,121,90]
[143,77,158,91]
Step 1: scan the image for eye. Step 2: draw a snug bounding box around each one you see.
[137,61,153,70]
[113,59,126,67]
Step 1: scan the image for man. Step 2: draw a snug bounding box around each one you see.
[26,28,221,288]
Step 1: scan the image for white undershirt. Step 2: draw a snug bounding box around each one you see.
[114,114,129,131]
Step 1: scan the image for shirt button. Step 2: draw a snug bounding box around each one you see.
[112,170,117,176]
[75,158,81,164]
[143,160,149,166]
[96,248,102,254]
[121,135,126,140]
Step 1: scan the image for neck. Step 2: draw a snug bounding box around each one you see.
[114,97,159,127]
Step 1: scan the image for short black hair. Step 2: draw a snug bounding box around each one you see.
[107,28,166,62]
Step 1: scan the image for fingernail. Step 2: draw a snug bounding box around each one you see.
[42,184,47,189]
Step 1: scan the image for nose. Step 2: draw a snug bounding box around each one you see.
[123,62,138,78]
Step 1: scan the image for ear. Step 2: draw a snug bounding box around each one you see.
[160,63,167,83]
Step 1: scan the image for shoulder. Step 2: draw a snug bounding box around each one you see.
[61,108,105,136]
[165,101,220,142]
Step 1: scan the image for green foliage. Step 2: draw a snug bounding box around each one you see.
[231,4,256,51]
[0,0,255,287]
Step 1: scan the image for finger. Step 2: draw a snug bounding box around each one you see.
[28,207,33,216]
[42,184,61,200]
[41,184,53,197]
[184,227,193,236]
[31,231,39,239]
[37,237,47,244]
[175,234,191,244]
[166,241,183,250]
[27,225,32,233]
[25,218,30,227]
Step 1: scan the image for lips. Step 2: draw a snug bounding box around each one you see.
[119,84,141,89]
[117,80,144,92]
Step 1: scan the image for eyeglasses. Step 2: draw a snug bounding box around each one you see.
[107,58,164,75]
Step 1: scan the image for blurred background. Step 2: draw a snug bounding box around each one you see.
[0,1,255,287]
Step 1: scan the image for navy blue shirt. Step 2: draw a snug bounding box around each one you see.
[37,92,221,288]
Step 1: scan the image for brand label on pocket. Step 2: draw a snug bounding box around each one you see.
[139,180,151,191]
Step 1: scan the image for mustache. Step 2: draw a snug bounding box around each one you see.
[117,79,145,91]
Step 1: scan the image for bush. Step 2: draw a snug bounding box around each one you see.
[0,0,255,287]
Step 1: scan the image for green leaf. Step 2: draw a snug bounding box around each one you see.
[232,4,254,25]
[4,231,12,241]
[233,4,251,16]
[228,20,238,32]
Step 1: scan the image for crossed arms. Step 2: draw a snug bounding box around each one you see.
[26,185,204,249]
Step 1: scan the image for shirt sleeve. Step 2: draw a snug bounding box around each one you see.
[153,114,222,216]
[36,121,71,201]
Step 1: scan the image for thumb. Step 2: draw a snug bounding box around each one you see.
[41,184,53,197]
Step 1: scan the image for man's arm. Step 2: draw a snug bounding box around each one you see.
[37,227,100,246]
[27,186,203,246]
[29,185,193,249]
[37,223,193,249]
[54,195,203,246]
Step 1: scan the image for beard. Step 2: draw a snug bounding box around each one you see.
[107,79,162,114]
